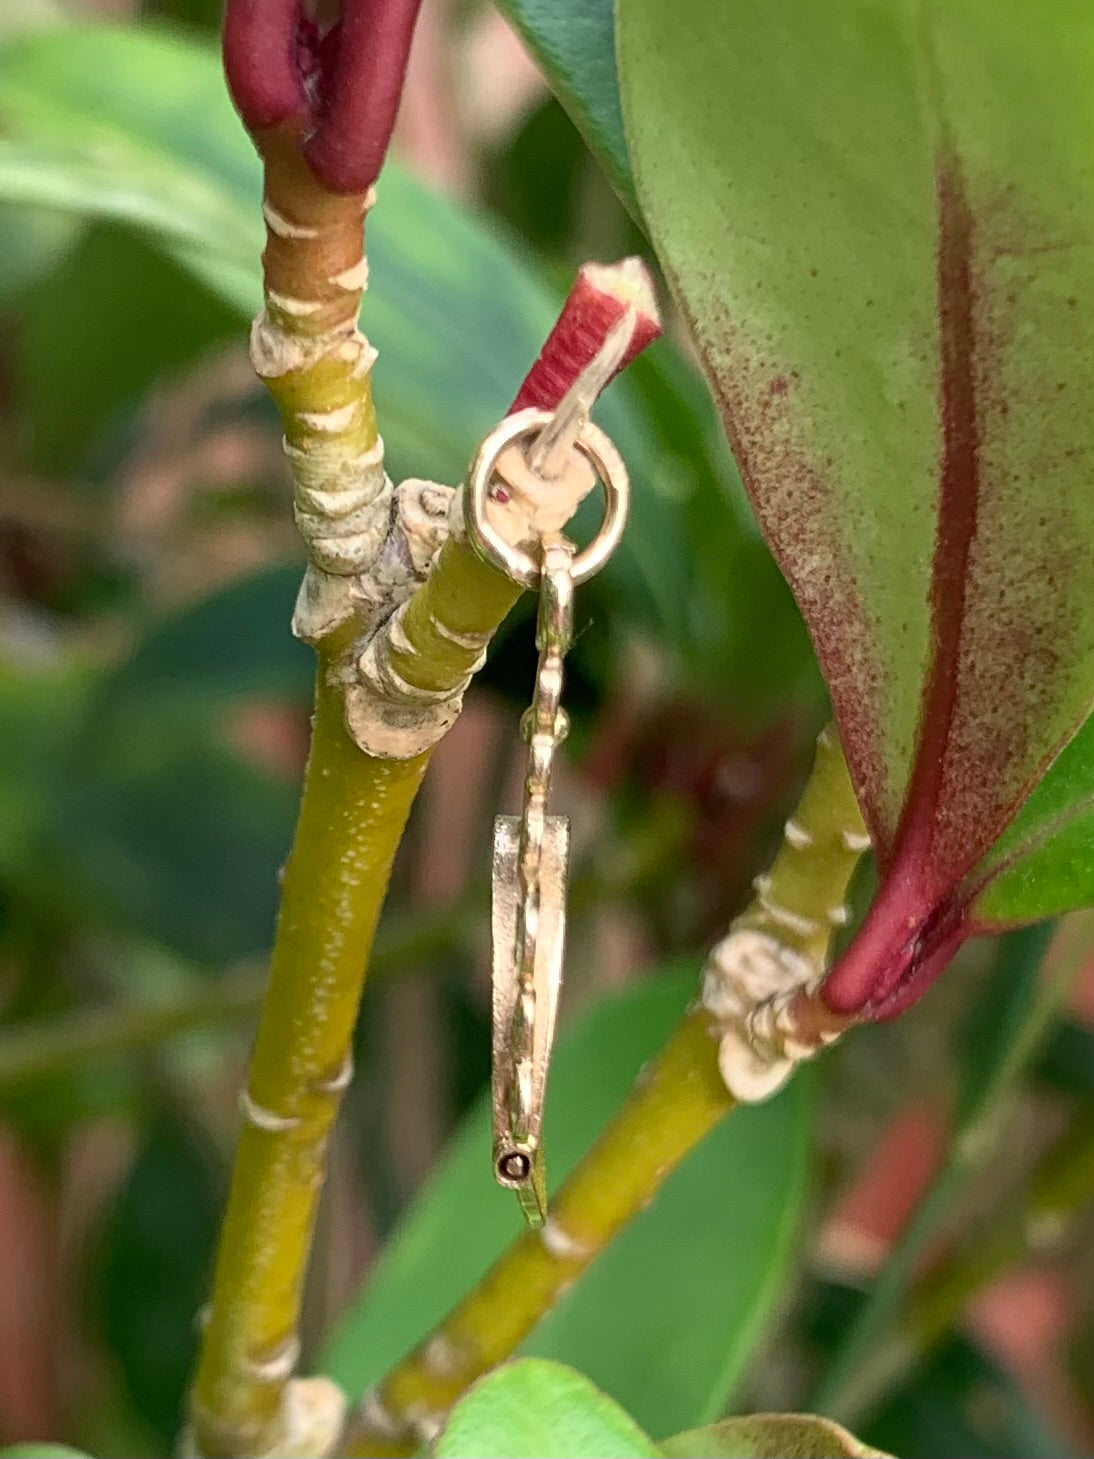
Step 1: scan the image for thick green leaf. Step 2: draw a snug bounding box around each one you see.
[323,969,811,1437]
[489,0,811,743]
[58,735,296,963]
[619,0,1094,1008]
[0,23,781,690]
[495,0,634,216]
[972,713,1094,926]
[662,1415,890,1458]
[434,1360,659,1459]
[0,569,309,966]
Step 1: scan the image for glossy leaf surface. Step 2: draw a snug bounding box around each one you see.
[495,0,633,214]
[618,0,1094,1010]
[434,1360,659,1459]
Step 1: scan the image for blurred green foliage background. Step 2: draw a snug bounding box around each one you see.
[0,4,1091,1457]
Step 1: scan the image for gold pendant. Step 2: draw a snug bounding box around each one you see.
[490,812,569,1225]
[464,333,631,1227]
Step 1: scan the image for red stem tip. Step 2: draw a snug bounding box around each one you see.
[511,258,663,415]
[223,0,424,194]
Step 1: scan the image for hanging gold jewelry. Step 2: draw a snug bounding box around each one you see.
[464,374,630,1226]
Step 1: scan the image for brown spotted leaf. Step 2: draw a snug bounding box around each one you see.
[618,0,1094,1013]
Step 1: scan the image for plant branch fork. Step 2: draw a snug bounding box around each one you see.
[192,23,665,1439]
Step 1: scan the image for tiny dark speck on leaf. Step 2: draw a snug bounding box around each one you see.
[1067,296,1077,307]
[810,267,818,277]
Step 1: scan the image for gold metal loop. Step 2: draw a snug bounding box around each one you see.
[464,408,629,590]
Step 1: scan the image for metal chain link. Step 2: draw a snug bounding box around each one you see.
[507,539,574,1153]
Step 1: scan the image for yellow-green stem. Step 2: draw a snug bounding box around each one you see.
[188,127,406,1453]
[347,1009,733,1457]
[188,121,545,1453]
[343,725,868,1456]
[191,539,542,1455]
[738,721,867,970]
[393,537,519,692]
[191,658,428,1456]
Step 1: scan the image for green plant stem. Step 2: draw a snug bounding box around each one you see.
[342,725,868,1457]
[189,492,634,1455]
[831,1102,1094,1425]
[188,113,579,1450]
[391,536,520,693]
[814,911,1094,1420]
[186,657,685,1452]
[191,656,429,1457]
[350,1010,733,1457]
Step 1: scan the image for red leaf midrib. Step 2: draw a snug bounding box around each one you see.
[894,159,982,878]
[822,156,983,1016]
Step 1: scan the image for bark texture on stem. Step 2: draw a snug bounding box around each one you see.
[703,722,868,1101]
[343,725,869,1457]
[200,17,666,1442]
[345,258,661,759]
[351,1011,732,1456]
[189,89,408,1448]
[252,131,404,649]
